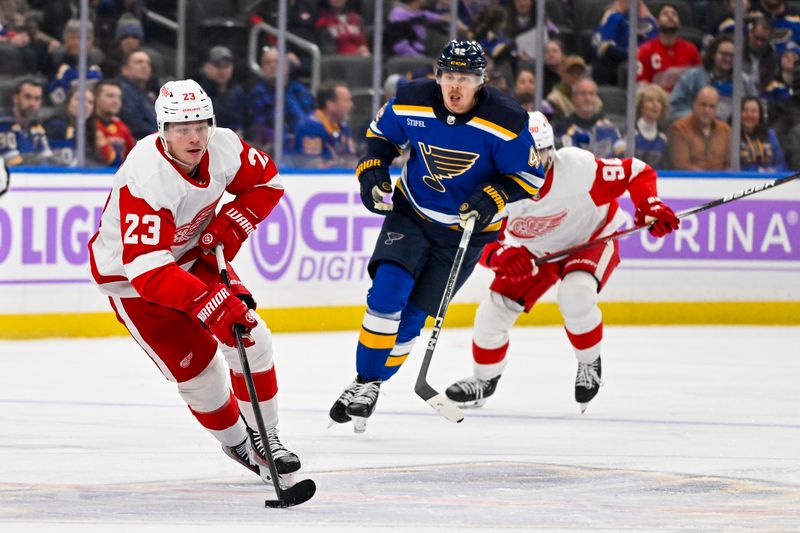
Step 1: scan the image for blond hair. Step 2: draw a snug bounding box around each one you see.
[635,84,669,120]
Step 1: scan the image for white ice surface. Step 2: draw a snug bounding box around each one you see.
[1,326,799,532]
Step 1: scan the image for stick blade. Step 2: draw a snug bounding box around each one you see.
[264,479,317,508]
[415,382,465,423]
[425,393,464,423]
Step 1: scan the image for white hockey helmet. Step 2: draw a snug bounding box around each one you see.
[527,111,554,150]
[155,79,216,138]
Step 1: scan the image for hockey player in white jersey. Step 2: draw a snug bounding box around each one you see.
[446,111,680,412]
[88,79,302,482]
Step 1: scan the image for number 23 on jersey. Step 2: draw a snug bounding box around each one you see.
[124,213,161,245]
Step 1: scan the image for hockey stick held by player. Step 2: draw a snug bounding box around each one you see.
[329,40,545,432]
[87,78,306,491]
[446,111,679,414]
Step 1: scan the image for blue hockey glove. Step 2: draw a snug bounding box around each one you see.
[356,157,393,214]
[458,183,509,232]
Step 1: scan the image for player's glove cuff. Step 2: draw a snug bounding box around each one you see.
[357,157,393,214]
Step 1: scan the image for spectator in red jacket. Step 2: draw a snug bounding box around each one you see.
[636,3,700,92]
[93,79,135,166]
[315,0,370,56]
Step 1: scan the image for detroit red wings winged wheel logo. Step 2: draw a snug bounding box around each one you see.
[507,209,568,238]
[175,202,218,244]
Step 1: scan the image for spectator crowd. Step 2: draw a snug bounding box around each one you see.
[2,0,799,170]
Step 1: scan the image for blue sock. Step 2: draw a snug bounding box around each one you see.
[356,262,414,380]
[378,303,428,380]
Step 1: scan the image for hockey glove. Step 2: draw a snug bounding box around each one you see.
[190,257,257,311]
[634,197,679,238]
[0,156,8,197]
[199,202,258,263]
[485,244,536,280]
[187,282,258,348]
[459,183,510,232]
[357,157,393,214]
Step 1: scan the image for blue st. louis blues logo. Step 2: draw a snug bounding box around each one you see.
[384,232,404,245]
[418,142,479,192]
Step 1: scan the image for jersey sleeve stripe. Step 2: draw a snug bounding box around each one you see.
[467,117,516,140]
[509,172,544,194]
[125,250,177,281]
[392,104,436,117]
[366,127,389,141]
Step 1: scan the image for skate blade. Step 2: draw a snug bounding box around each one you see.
[259,467,297,489]
[454,398,487,409]
[579,402,589,414]
[351,416,368,433]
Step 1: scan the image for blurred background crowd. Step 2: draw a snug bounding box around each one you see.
[1,0,799,171]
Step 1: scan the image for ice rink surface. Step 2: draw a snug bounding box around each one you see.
[1,325,799,532]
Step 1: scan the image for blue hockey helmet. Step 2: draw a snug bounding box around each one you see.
[437,40,487,77]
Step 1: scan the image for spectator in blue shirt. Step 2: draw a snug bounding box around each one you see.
[116,49,157,139]
[293,80,357,168]
[747,0,800,54]
[765,42,799,109]
[0,78,54,166]
[592,0,657,86]
[738,96,787,171]
[246,45,315,153]
[670,34,758,122]
[197,46,247,137]
[47,19,103,105]
[556,78,626,158]
[634,84,669,169]
[44,85,101,167]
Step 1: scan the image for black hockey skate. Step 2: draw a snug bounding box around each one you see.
[248,426,301,480]
[445,375,501,408]
[222,437,259,476]
[330,375,382,433]
[329,378,362,425]
[575,356,602,413]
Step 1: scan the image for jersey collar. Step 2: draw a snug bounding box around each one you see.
[432,87,487,125]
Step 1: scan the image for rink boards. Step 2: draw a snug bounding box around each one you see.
[1,168,799,339]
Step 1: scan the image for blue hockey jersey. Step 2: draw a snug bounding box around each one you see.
[367,79,544,228]
[0,115,53,166]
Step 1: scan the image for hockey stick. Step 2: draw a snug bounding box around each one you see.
[215,245,316,508]
[533,171,800,266]
[414,217,477,423]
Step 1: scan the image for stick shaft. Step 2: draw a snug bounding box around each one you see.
[534,172,800,265]
[414,217,475,422]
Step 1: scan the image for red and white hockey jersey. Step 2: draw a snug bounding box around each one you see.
[89,128,283,310]
[500,146,659,256]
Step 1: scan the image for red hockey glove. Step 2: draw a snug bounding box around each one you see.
[199,202,258,263]
[186,282,258,347]
[486,244,536,280]
[634,197,680,238]
[189,258,257,310]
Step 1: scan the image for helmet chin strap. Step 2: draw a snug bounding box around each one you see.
[159,132,210,173]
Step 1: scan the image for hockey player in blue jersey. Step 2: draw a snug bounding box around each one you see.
[328,40,545,433]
